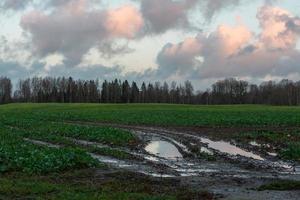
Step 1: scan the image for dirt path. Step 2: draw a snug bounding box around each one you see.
[63,121,300,200]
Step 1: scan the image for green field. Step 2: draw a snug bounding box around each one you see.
[1,103,300,127]
[1,103,300,199]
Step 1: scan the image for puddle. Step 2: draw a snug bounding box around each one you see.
[135,130,190,154]
[145,140,183,160]
[199,138,264,161]
[137,129,265,161]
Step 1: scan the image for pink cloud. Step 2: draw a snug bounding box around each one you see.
[216,24,253,56]
[20,0,143,66]
[156,5,300,79]
[105,5,144,39]
[257,5,298,50]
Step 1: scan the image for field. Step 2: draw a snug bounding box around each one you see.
[1,103,300,199]
[2,103,300,127]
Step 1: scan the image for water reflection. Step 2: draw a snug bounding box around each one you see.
[145,140,183,160]
[200,138,264,161]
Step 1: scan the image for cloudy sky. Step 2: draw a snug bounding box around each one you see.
[1,0,300,89]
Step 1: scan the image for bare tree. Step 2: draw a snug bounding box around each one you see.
[6,76,300,106]
[0,77,12,104]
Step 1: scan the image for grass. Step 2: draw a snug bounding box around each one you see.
[258,180,300,191]
[2,103,300,127]
[0,126,98,174]
[2,119,136,159]
[0,119,135,177]
[1,120,136,147]
[280,143,300,161]
[0,124,134,173]
[235,130,300,144]
[0,170,213,200]
[0,177,174,200]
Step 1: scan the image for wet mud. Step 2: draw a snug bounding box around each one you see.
[26,122,300,199]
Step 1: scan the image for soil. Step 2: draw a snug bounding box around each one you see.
[65,121,300,200]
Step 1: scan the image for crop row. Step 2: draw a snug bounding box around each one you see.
[2,104,300,127]
[0,126,98,174]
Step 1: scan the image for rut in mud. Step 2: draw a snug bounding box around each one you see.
[24,123,300,199]
[134,128,299,177]
[25,122,300,177]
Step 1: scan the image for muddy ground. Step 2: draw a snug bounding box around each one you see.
[64,121,300,200]
[25,121,300,199]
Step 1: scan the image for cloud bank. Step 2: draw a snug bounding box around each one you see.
[156,5,300,80]
[20,0,143,66]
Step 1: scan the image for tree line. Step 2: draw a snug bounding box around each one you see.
[1,76,300,105]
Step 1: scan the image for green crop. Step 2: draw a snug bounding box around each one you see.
[2,103,300,127]
[0,126,98,174]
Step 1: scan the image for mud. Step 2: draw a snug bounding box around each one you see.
[28,122,300,199]
[24,138,61,149]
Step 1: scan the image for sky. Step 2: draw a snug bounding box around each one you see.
[1,0,300,89]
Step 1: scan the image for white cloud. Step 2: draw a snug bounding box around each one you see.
[20,0,143,66]
[156,5,300,80]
